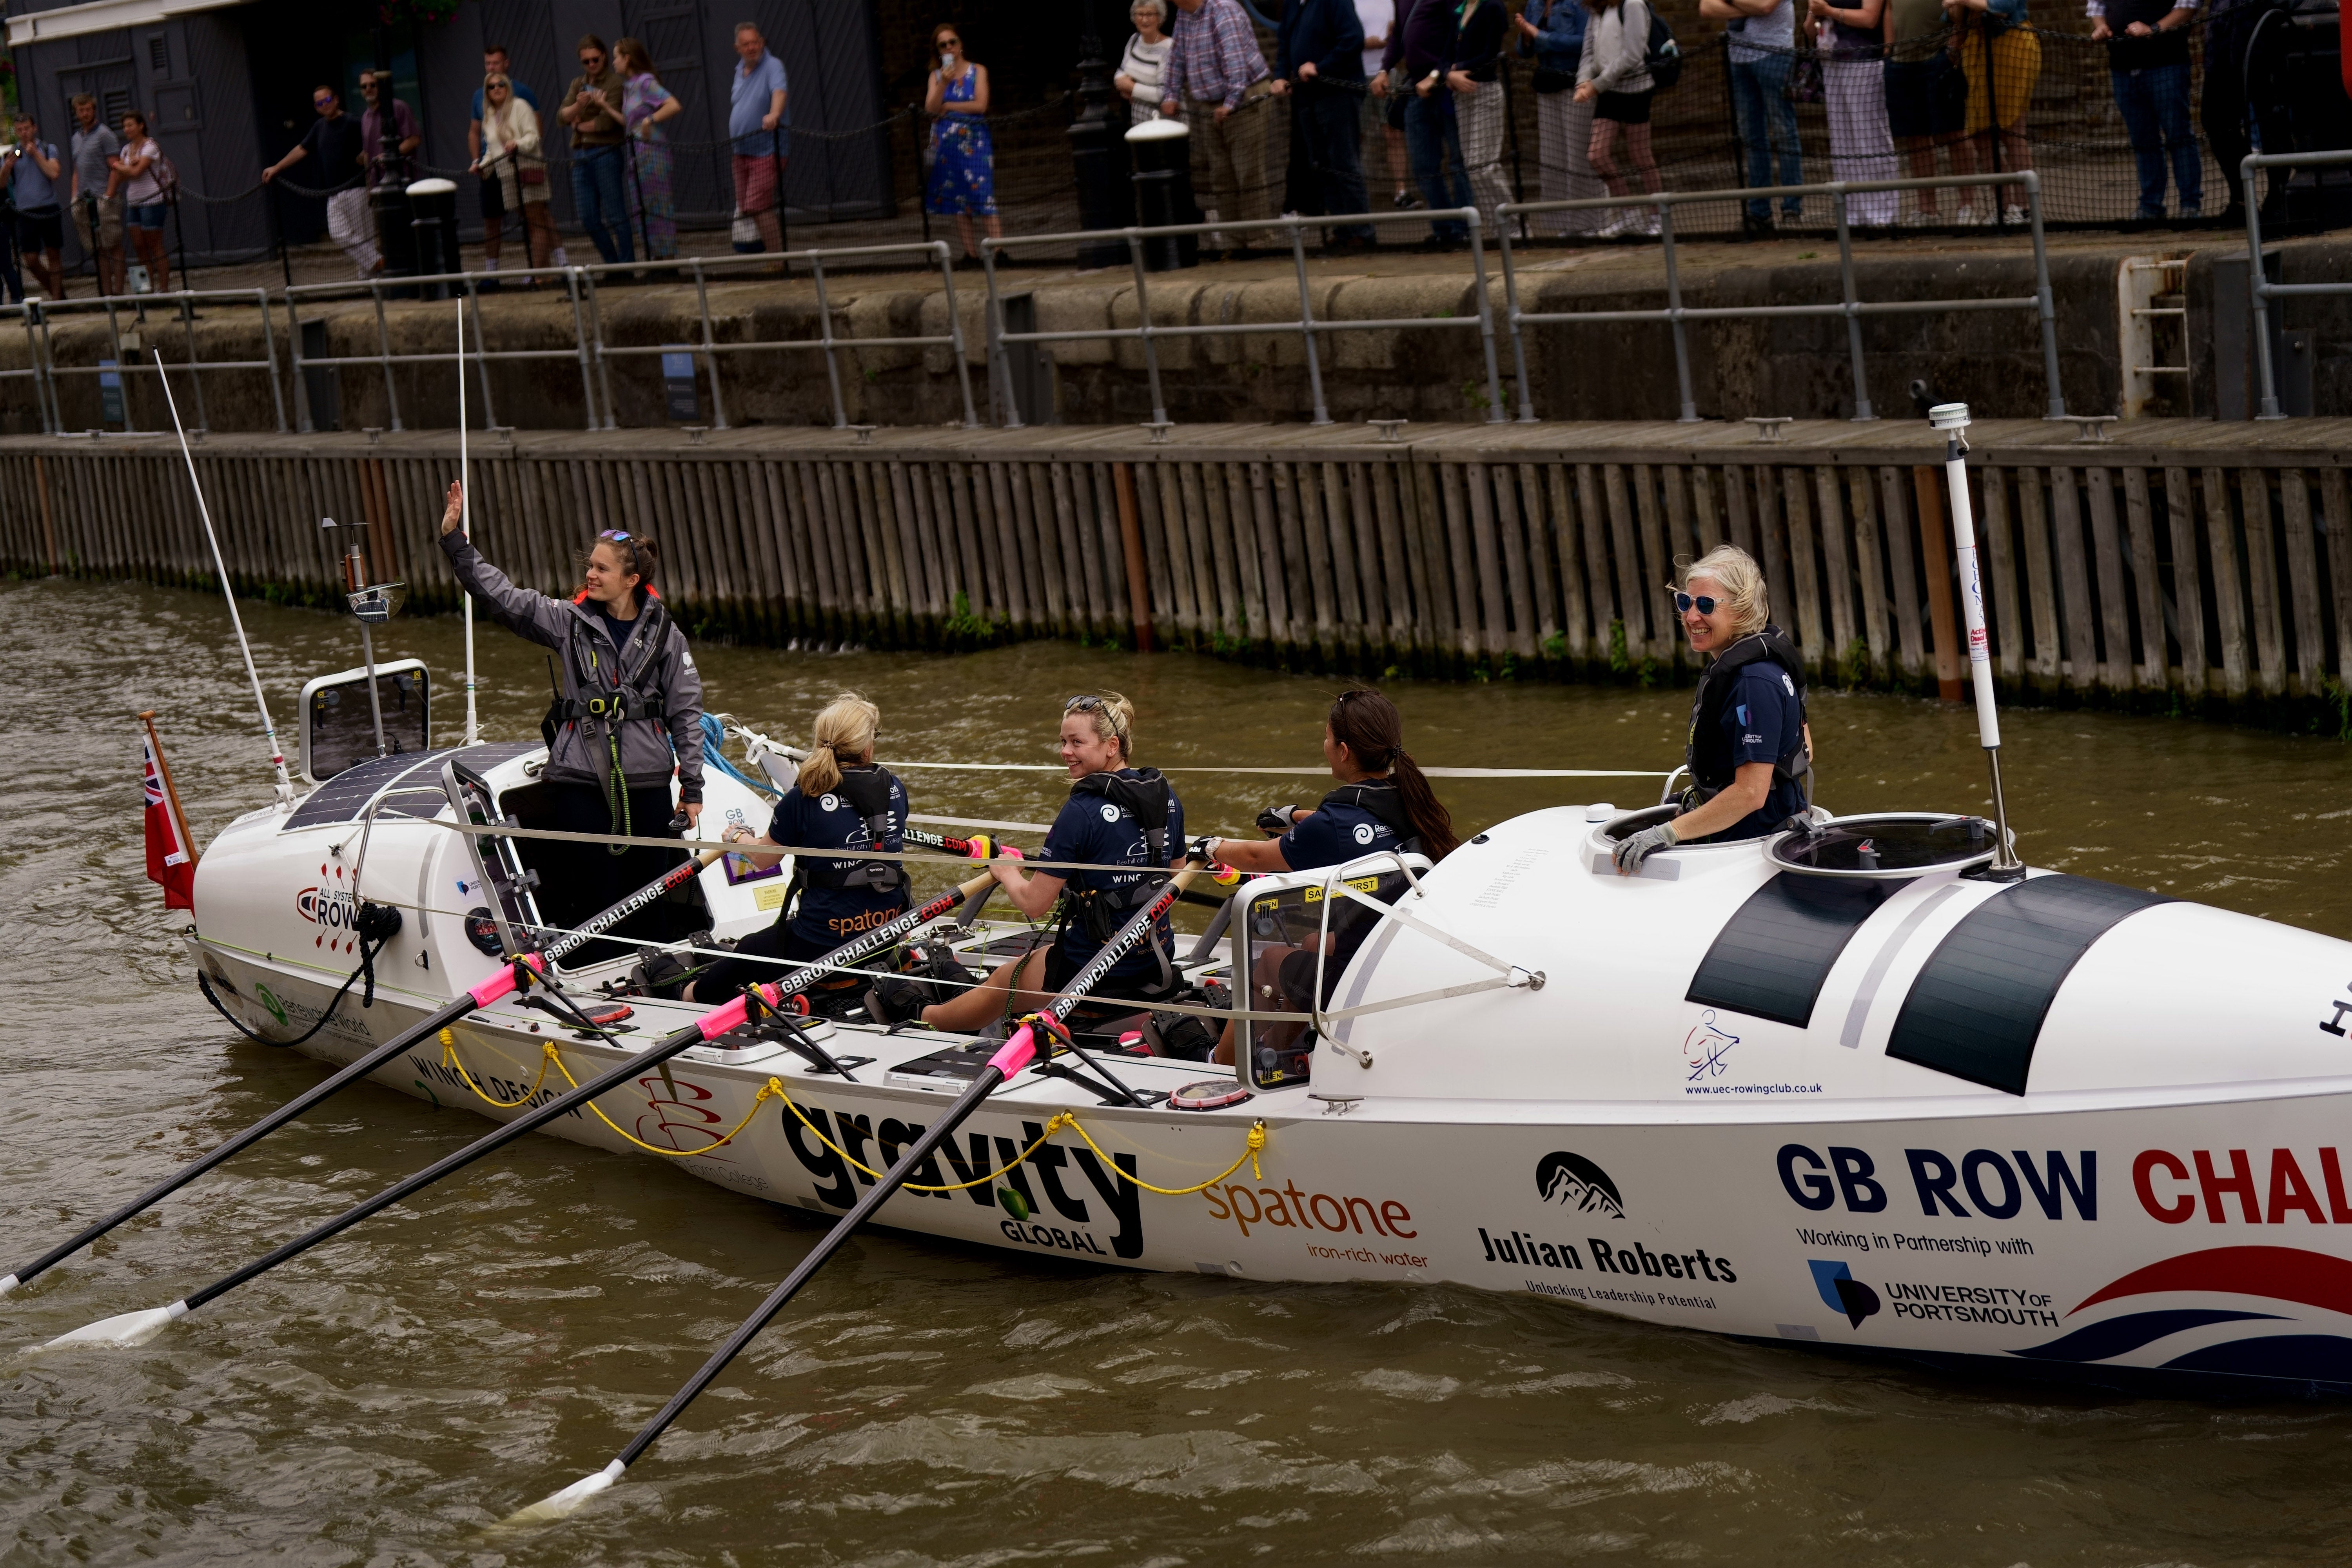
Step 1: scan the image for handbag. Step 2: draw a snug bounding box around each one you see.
[1532,65,1575,92]
[519,165,546,186]
[1784,43,1824,103]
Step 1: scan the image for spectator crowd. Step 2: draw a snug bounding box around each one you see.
[0,0,2312,301]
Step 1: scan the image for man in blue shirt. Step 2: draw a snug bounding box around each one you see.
[4,115,65,298]
[730,22,790,254]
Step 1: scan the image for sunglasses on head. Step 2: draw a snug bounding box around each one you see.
[597,529,633,543]
[1673,592,1721,616]
[1064,695,1104,713]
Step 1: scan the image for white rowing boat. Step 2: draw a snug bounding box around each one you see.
[183,715,2352,1399]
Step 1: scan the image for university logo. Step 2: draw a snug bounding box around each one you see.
[1536,1151,1624,1217]
[1809,1258,1882,1328]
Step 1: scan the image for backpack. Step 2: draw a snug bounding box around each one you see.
[1643,5,1682,90]
[150,146,179,199]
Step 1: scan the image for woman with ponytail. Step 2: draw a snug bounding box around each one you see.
[1204,688,1457,872]
[689,693,912,1002]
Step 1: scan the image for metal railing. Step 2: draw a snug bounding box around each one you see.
[0,288,286,435]
[980,210,1507,431]
[283,267,597,434]
[2245,149,2352,422]
[570,243,978,432]
[1498,172,2067,424]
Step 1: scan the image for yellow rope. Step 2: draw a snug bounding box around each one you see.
[772,1083,1269,1196]
[775,1091,1072,1191]
[543,1051,786,1157]
[1060,1116,1269,1194]
[440,1027,557,1109]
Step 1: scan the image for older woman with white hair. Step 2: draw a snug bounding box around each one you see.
[1116,0,1176,124]
[1615,544,1815,873]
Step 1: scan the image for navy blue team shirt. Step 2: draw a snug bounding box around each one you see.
[1039,769,1187,981]
[766,769,910,945]
[1714,661,1806,840]
[1278,789,1405,870]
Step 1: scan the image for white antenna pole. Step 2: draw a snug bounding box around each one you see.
[457,298,479,745]
[154,350,295,806]
[1929,401,2022,877]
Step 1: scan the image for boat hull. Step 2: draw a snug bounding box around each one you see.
[195,942,2352,1400]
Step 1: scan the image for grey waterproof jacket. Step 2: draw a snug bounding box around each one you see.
[441,530,706,802]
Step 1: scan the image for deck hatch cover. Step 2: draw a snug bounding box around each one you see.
[1686,873,1895,1028]
[283,744,535,830]
[1884,873,2172,1095]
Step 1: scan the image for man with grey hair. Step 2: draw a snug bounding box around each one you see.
[730,21,789,253]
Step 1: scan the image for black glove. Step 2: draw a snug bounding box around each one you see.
[1189,834,1221,865]
[1256,803,1298,836]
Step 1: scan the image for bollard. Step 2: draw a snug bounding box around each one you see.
[1125,119,1200,272]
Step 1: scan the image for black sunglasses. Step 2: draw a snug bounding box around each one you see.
[1673,592,1720,616]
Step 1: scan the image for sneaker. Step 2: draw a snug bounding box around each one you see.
[1900,209,1937,228]
[1595,213,1632,237]
[1952,205,1986,227]
[1394,188,1423,210]
[1740,211,1774,240]
[1640,213,1661,237]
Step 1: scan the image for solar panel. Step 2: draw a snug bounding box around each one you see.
[282,743,539,830]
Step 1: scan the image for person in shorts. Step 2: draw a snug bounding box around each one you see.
[1884,0,1965,221]
[4,116,65,298]
[67,93,123,296]
[730,22,789,254]
[111,111,170,292]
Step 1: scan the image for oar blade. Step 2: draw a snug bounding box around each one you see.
[40,1299,188,1350]
[499,1460,625,1526]
[0,1272,19,1299]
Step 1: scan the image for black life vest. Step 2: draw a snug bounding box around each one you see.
[1064,768,1174,944]
[1316,779,1421,854]
[796,764,907,893]
[1685,626,1811,803]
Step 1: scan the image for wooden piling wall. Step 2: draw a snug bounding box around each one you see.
[3,419,2347,723]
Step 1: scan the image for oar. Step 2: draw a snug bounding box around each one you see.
[41,865,1001,1351]
[505,851,1211,1524]
[0,846,724,1303]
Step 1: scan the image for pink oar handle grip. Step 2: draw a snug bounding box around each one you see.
[468,965,520,1007]
[987,1025,1037,1077]
[697,988,759,1042]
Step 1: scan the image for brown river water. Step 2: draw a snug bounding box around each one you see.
[4,575,2350,1566]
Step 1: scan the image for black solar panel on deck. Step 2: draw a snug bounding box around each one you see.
[283,744,539,830]
[1686,873,1896,1029]
[1885,874,2172,1096]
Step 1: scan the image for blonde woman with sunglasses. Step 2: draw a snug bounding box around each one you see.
[438,482,705,964]
[871,692,1187,1029]
[1615,545,1814,875]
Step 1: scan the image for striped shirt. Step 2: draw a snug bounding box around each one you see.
[1165,0,1271,110]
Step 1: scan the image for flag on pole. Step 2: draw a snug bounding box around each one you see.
[142,726,196,909]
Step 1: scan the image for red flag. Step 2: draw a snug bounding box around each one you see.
[142,726,196,909]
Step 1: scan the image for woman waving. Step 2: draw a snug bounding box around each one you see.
[438,481,703,958]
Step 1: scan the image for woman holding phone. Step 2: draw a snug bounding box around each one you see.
[923,22,1002,259]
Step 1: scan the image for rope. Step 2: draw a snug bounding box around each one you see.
[441,1025,556,1107]
[542,1046,785,1156]
[775,1087,1269,1195]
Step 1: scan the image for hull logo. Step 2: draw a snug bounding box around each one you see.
[1537,1151,1624,1217]
[1810,1258,1882,1328]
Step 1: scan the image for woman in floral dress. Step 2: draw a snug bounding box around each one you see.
[615,36,682,260]
[922,23,1001,258]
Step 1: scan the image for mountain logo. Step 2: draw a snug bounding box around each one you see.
[1810,1258,1881,1328]
[1536,1152,1625,1217]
